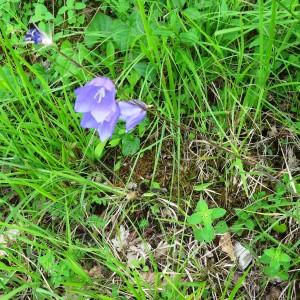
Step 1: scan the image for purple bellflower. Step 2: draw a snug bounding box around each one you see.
[74,77,147,141]
[75,77,120,141]
[119,100,147,132]
[25,27,53,46]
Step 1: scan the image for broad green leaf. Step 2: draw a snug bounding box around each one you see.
[121,135,140,156]
[180,30,199,46]
[171,0,186,8]
[194,225,215,242]
[214,221,228,234]
[211,208,226,220]
[196,200,209,212]
[187,212,201,225]
[84,13,113,47]
[75,2,86,10]
[109,138,121,148]
[279,253,291,263]
[183,7,201,20]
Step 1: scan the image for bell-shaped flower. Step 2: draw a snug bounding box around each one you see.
[74,77,121,141]
[118,100,147,132]
[25,28,53,46]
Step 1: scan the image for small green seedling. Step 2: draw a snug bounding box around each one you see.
[260,247,291,280]
[187,200,227,242]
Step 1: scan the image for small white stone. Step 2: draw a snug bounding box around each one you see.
[234,242,253,270]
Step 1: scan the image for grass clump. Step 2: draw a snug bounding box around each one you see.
[0,0,299,299]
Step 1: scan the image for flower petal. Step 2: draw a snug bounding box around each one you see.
[118,100,147,132]
[97,105,120,141]
[119,101,146,120]
[80,113,98,129]
[74,85,100,113]
[88,77,115,92]
[91,94,118,123]
[125,110,146,132]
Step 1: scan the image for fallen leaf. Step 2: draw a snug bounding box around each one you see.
[88,265,102,278]
[267,126,278,137]
[111,225,130,252]
[127,242,152,267]
[219,233,236,262]
[154,241,169,259]
[141,271,155,284]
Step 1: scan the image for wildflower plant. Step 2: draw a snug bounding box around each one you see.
[187,200,228,242]
[74,77,147,141]
[260,247,291,280]
[24,27,53,46]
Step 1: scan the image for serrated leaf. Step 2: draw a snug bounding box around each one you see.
[39,251,55,272]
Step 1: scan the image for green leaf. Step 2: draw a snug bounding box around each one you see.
[65,256,90,282]
[109,138,121,148]
[194,225,215,242]
[31,3,53,22]
[84,13,113,47]
[214,221,228,234]
[196,200,209,212]
[279,253,291,263]
[245,219,255,230]
[272,223,287,233]
[75,2,86,10]
[39,251,55,272]
[183,7,201,20]
[180,30,199,46]
[87,215,107,228]
[211,208,226,220]
[57,6,68,15]
[95,141,106,159]
[187,212,201,225]
[171,0,186,8]
[121,135,140,156]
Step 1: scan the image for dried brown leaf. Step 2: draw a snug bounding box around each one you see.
[219,233,236,262]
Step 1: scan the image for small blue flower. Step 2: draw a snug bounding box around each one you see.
[25,28,53,46]
[75,77,120,141]
[74,77,147,141]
